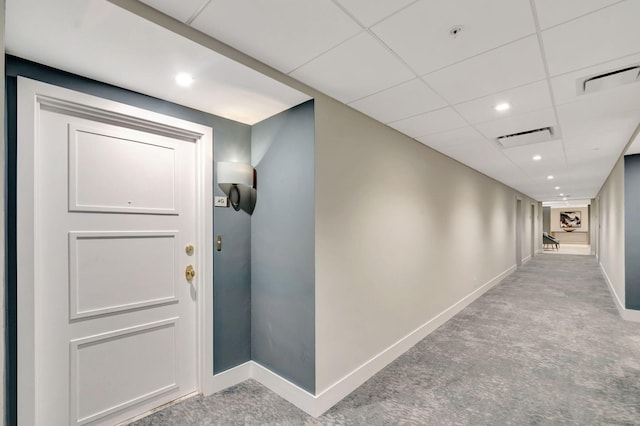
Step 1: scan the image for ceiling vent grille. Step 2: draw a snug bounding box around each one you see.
[496,127,554,148]
[578,65,640,95]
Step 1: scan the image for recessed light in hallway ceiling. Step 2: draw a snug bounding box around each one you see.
[175,72,194,87]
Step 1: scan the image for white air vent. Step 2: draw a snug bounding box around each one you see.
[496,127,554,149]
[578,65,640,95]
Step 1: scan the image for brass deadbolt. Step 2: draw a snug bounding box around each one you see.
[185,264,196,281]
[185,244,194,255]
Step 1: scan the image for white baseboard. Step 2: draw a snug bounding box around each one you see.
[623,309,640,322]
[250,362,321,416]
[522,255,532,264]
[204,361,252,395]
[204,265,517,417]
[599,263,640,323]
[311,264,517,416]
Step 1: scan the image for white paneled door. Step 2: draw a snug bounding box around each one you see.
[17,78,214,425]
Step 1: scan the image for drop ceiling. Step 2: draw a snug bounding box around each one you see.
[6,0,640,204]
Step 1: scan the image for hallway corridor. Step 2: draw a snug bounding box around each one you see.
[132,254,640,425]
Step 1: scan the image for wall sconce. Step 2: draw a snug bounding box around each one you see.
[216,161,254,211]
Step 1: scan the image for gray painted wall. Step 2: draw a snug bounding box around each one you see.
[625,154,640,309]
[251,100,315,393]
[543,206,551,234]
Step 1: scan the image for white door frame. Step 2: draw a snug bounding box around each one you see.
[17,77,215,425]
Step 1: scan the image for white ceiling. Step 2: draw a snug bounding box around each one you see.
[6,0,640,204]
[4,0,311,124]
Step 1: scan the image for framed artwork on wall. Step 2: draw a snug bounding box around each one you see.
[560,211,581,229]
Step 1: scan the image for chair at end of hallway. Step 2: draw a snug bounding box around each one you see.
[543,232,560,250]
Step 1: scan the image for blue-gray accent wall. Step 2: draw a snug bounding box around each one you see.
[213,149,252,373]
[251,100,316,393]
[625,154,640,310]
[5,56,253,424]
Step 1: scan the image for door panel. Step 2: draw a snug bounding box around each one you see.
[69,232,179,319]
[69,124,179,215]
[70,319,178,424]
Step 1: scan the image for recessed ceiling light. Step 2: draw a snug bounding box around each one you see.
[495,102,511,112]
[175,72,194,87]
[555,186,560,190]
[547,175,554,180]
[533,155,542,161]
[559,193,564,196]
[563,197,567,201]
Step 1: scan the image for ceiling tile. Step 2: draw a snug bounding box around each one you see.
[432,140,531,187]
[566,143,622,168]
[423,36,546,104]
[372,0,535,75]
[289,32,414,103]
[333,0,415,27]
[6,0,310,125]
[555,97,640,193]
[139,0,207,22]
[550,52,640,105]
[418,126,486,149]
[349,79,447,124]
[561,113,640,155]
[555,86,640,145]
[566,160,618,195]
[389,107,467,138]
[11,0,637,205]
[454,80,552,124]
[533,0,622,30]
[542,0,640,76]
[475,108,557,140]
[191,0,361,73]
[500,140,567,178]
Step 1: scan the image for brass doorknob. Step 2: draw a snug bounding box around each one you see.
[185,265,196,281]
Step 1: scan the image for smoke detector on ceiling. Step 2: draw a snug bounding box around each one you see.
[577,65,640,95]
[449,25,463,38]
[496,127,555,149]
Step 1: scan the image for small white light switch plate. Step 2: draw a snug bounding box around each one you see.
[214,196,229,207]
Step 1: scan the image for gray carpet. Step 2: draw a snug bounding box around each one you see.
[131,254,640,425]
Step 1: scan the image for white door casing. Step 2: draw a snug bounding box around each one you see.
[17,77,214,425]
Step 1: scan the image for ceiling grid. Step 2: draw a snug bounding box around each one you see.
[7,0,640,204]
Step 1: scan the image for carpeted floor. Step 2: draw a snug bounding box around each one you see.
[131,254,640,425]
